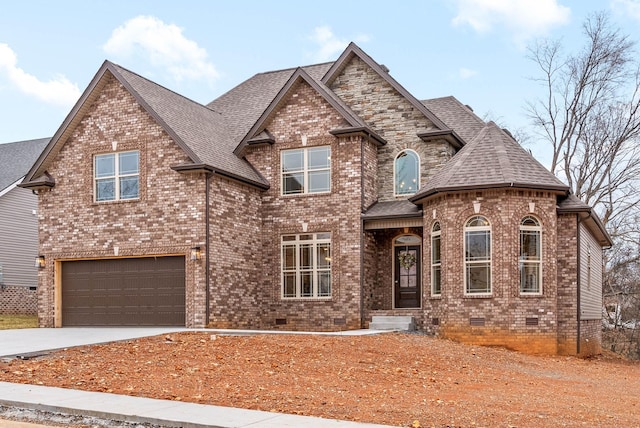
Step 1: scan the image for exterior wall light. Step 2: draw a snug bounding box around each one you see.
[35,255,45,269]
[190,247,201,261]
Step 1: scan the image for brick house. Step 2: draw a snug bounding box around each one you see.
[20,43,611,355]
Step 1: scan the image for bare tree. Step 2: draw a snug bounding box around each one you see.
[527,12,640,358]
[526,11,640,236]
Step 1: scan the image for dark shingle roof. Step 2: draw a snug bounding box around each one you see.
[111,64,268,187]
[0,138,49,192]
[207,63,334,144]
[557,193,591,212]
[422,96,485,144]
[362,200,422,220]
[411,122,569,201]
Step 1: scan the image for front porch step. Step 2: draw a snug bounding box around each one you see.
[369,315,416,331]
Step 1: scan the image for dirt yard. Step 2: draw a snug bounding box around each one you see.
[0,332,638,427]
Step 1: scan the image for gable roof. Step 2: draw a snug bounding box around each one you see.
[21,62,268,189]
[207,63,333,145]
[234,67,385,155]
[422,96,486,144]
[0,138,49,195]
[411,121,569,202]
[322,43,464,148]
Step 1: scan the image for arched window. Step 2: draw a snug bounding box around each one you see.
[520,216,542,294]
[464,216,491,294]
[394,150,419,195]
[431,222,442,296]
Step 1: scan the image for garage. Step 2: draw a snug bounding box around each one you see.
[61,256,185,326]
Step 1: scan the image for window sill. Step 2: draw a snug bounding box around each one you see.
[463,293,493,298]
[280,191,332,198]
[92,198,140,205]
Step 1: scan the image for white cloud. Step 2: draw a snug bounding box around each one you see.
[459,67,478,79]
[450,0,571,45]
[308,26,370,62]
[103,15,219,82]
[612,0,640,21]
[0,43,81,107]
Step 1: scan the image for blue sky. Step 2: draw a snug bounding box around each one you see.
[2,0,640,166]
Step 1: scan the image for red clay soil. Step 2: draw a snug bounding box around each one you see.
[0,332,639,427]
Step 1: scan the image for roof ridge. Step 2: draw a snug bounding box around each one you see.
[252,61,335,77]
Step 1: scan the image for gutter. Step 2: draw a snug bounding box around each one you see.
[576,214,582,355]
[171,163,269,190]
[410,183,568,204]
[359,137,365,329]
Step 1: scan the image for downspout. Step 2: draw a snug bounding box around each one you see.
[205,172,211,326]
[359,136,365,329]
[576,214,582,355]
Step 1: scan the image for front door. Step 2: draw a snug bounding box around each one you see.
[394,245,421,308]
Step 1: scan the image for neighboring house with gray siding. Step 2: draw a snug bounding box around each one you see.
[0,138,49,314]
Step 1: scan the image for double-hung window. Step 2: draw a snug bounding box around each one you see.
[431,222,442,296]
[281,146,331,195]
[282,233,331,298]
[464,216,491,294]
[520,216,542,294]
[94,151,140,202]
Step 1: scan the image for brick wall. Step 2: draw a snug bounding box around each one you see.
[420,189,562,354]
[330,56,454,202]
[37,73,207,327]
[556,214,579,354]
[0,285,37,315]
[579,319,602,356]
[243,79,365,331]
[207,175,263,329]
[240,78,364,330]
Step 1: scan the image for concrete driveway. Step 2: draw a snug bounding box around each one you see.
[0,328,191,359]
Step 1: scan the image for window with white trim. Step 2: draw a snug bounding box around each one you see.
[520,216,542,294]
[431,222,442,296]
[282,233,331,298]
[281,146,331,195]
[94,151,140,202]
[394,149,419,195]
[464,216,491,294]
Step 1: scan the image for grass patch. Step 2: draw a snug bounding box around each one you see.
[0,315,38,330]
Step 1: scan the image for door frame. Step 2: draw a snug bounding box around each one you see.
[392,234,422,309]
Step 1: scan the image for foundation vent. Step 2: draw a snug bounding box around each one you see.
[526,317,539,326]
[469,317,485,326]
[275,318,287,325]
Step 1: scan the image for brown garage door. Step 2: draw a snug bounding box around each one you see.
[62,257,185,326]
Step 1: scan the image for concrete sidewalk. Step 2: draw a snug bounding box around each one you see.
[0,327,388,359]
[0,328,192,359]
[0,382,395,428]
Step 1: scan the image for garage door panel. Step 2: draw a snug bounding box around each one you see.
[62,257,185,326]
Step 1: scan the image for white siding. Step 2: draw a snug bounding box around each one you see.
[0,185,39,287]
[579,223,603,320]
